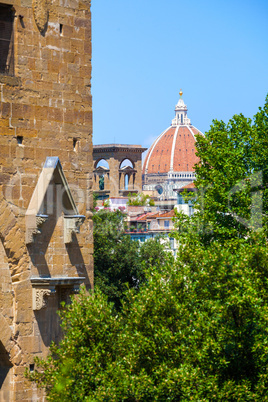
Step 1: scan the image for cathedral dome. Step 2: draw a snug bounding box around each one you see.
[143,92,203,175]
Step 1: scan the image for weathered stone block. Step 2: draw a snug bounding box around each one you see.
[0,0,93,399]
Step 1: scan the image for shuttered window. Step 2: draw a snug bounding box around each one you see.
[0,5,14,75]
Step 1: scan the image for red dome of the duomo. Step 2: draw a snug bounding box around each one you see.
[143,125,201,174]
[143,92,203,175]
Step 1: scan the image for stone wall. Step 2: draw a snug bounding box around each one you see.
[93,144,147,199]
[0,0,93,399]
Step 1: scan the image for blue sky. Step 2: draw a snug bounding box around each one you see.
[91,0,268,151]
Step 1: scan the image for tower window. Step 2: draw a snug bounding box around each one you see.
[181,114,183,123]
[0,5,14,76]
[17,135,23,145]
[73,138,78,151]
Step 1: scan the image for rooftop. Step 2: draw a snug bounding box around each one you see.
[93,144,147,153]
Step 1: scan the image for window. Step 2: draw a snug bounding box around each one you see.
[164,220,169,228]
[73,138,78,151]
[0,4,14,75]
[17,135,23,145]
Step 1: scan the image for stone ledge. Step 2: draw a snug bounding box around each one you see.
[31,277,86,310]
[0,74,21,86]
[30,276,86,286]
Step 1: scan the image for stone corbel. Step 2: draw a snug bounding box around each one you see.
[26,214,48,244]
[59,285,81,305]
[64,215,85,243]
[31,277,85,310]
[32,286,56,311]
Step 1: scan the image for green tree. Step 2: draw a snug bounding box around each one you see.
[93,208,139,310]
[127,192,155,206]
[191,94,268,243]
[27,231,268,401]
[27,97,268,400]
[93,209,170,310]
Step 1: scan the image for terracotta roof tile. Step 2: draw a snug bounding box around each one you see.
[176,182,197,192]
[147,212,162,219]
[158,210,176,218]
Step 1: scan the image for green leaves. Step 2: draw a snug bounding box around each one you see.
[191,96,268,242]
[127,192,155,206]
[92,209,171,310]
[26,96,268,400]
[27,231,268,400]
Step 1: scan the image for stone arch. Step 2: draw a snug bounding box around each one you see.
[0,314,13,355]
[0,340,13,401]
[93,159,110,192]
[94,158,110,170]
[0,193,26,279]
[0,195,23,400]
[0,314,14,402]
[93,145,146,197]
[119,159,136,191]
[119,158,134,169]
[0,239,13,324]
[0,234,15,400]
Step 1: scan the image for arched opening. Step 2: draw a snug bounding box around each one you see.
[95,159,109,191]
[120,159,134,169]
[96,159,109,169]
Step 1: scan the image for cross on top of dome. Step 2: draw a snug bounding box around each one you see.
[172,89,191,126]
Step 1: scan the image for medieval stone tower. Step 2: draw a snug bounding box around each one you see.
[0,0,93,400]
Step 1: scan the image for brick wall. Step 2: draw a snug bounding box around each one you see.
[0,0,93,399]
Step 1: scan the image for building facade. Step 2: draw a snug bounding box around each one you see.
[127,209,178,256]
[93,144,147,199]
[0,0,93,400]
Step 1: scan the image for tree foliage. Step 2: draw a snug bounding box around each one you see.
[92,209,170,310]
[27,231,268,401]
[26,96,268,400]
[127,192,155,206]
[191,94,268,243]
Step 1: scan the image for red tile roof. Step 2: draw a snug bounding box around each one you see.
[134,212,156,221]
[176,182,197,192]
[158,210,176,218]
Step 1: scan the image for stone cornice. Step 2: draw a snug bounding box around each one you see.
[93,144,147,154]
